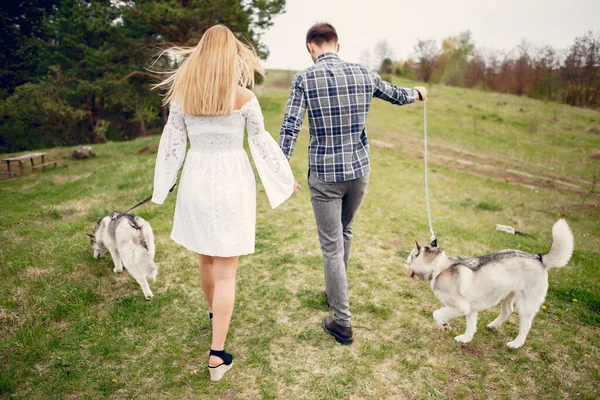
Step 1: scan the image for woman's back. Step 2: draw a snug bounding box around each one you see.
[182,94,257,154]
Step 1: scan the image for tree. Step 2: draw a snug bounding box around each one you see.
[413,39,438,82]
[439,31,475,86]
[0,0,287,153]
[359,49,372,70]
[379,58,393,75]
[117,0,285,137]
[530,45,560,101]
[482,48,503,91]
[465,51,486,88]
[0,0,61,98]
[512,39,533,95]
[561,31,600,107]
[373,39,393,73]
[401,58,417,80]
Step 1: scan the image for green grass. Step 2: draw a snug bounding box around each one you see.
[1,74,599,399]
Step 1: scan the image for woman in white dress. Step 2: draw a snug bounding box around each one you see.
[151,25,300,382]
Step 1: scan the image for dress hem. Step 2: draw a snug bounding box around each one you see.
[170,234,255,257]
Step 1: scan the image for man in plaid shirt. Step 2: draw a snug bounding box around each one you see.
[279,22,427,345]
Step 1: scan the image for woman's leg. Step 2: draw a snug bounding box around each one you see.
[209,256,239,366]
[199,255,215,313]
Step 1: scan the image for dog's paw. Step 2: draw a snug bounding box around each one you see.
[144,293,153,301]
[506,339,524,349]
[454,334,473,343]
[486,322,500,330]
[113,268,123,274]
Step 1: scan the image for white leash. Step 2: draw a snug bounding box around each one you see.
[423,100,437,245]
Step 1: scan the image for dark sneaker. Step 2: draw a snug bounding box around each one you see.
[323,316,353,345]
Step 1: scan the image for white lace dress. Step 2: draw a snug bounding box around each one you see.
[151,97,294,256]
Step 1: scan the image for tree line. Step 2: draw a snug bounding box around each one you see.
[372,31,599,110]
[0,0,284,153]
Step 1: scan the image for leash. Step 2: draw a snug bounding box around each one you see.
[495,224,534,238]
[423,100,437,247]
[113,183,177,220]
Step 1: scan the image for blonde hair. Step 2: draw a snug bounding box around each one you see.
[151,25,265,116]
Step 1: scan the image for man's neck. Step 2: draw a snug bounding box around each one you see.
[311,44,338,62]
[315,48,337,57]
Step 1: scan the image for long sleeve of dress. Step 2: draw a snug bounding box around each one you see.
[244,97,295,209]
[151,102,187,205]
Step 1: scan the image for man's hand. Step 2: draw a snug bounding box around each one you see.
[414,86,428,101]
[292,179,302,196]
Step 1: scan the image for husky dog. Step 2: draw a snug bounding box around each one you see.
[407,219,573,348]
[87,213,158,300]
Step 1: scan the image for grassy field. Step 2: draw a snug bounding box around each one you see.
[1,73,599,399]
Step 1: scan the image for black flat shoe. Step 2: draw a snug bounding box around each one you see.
[208,349,233,382]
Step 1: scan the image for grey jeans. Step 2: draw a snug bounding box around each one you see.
[308,170,369,327]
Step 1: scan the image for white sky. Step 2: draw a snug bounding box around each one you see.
[261,0,600,70]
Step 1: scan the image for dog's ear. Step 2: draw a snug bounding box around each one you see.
[430,239,438,248]
[414,241,421,255]
[86,233,94,239]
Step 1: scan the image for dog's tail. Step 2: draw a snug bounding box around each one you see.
[541,219,574,268]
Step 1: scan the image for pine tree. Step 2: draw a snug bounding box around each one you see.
[0,0,286,152]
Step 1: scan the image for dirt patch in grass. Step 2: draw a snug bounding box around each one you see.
[378,130,597,195]
[51,172,92,185]
[585,125,600,134]
[57,197,102,220]
[137,143,159,155]
[19,181,42,191]
[0,308,22,335]
[459,345,481,356]
[19,267,53,278]
[370,139,396,150]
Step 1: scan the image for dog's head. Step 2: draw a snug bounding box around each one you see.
[86,233,107,259]
[406,240,444,281]
[87,217,108,259]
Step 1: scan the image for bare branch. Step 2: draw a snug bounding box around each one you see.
[118,71,160,83]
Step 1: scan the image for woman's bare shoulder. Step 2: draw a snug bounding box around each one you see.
[235,87,256,110]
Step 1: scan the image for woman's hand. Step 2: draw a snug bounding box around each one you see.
[292,179,302,196]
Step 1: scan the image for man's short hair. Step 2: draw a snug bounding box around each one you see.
[306,22,338,46]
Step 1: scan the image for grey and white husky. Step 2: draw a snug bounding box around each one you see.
[87,213,158,300]
[407,219,574,348]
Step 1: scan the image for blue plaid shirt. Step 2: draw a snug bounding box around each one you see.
[278,52,418,182]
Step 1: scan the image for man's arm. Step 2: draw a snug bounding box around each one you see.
[369,71,427,105]
[278,73,307,160]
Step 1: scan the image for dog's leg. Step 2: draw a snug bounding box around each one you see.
[146,259,158,281]
[455,311,478,343]
[109,249,123,273]
[487,292,516,330]
[149,262,158,281]
[127,265,153,301]
[507,295,538,349]
[433,306,465,332]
